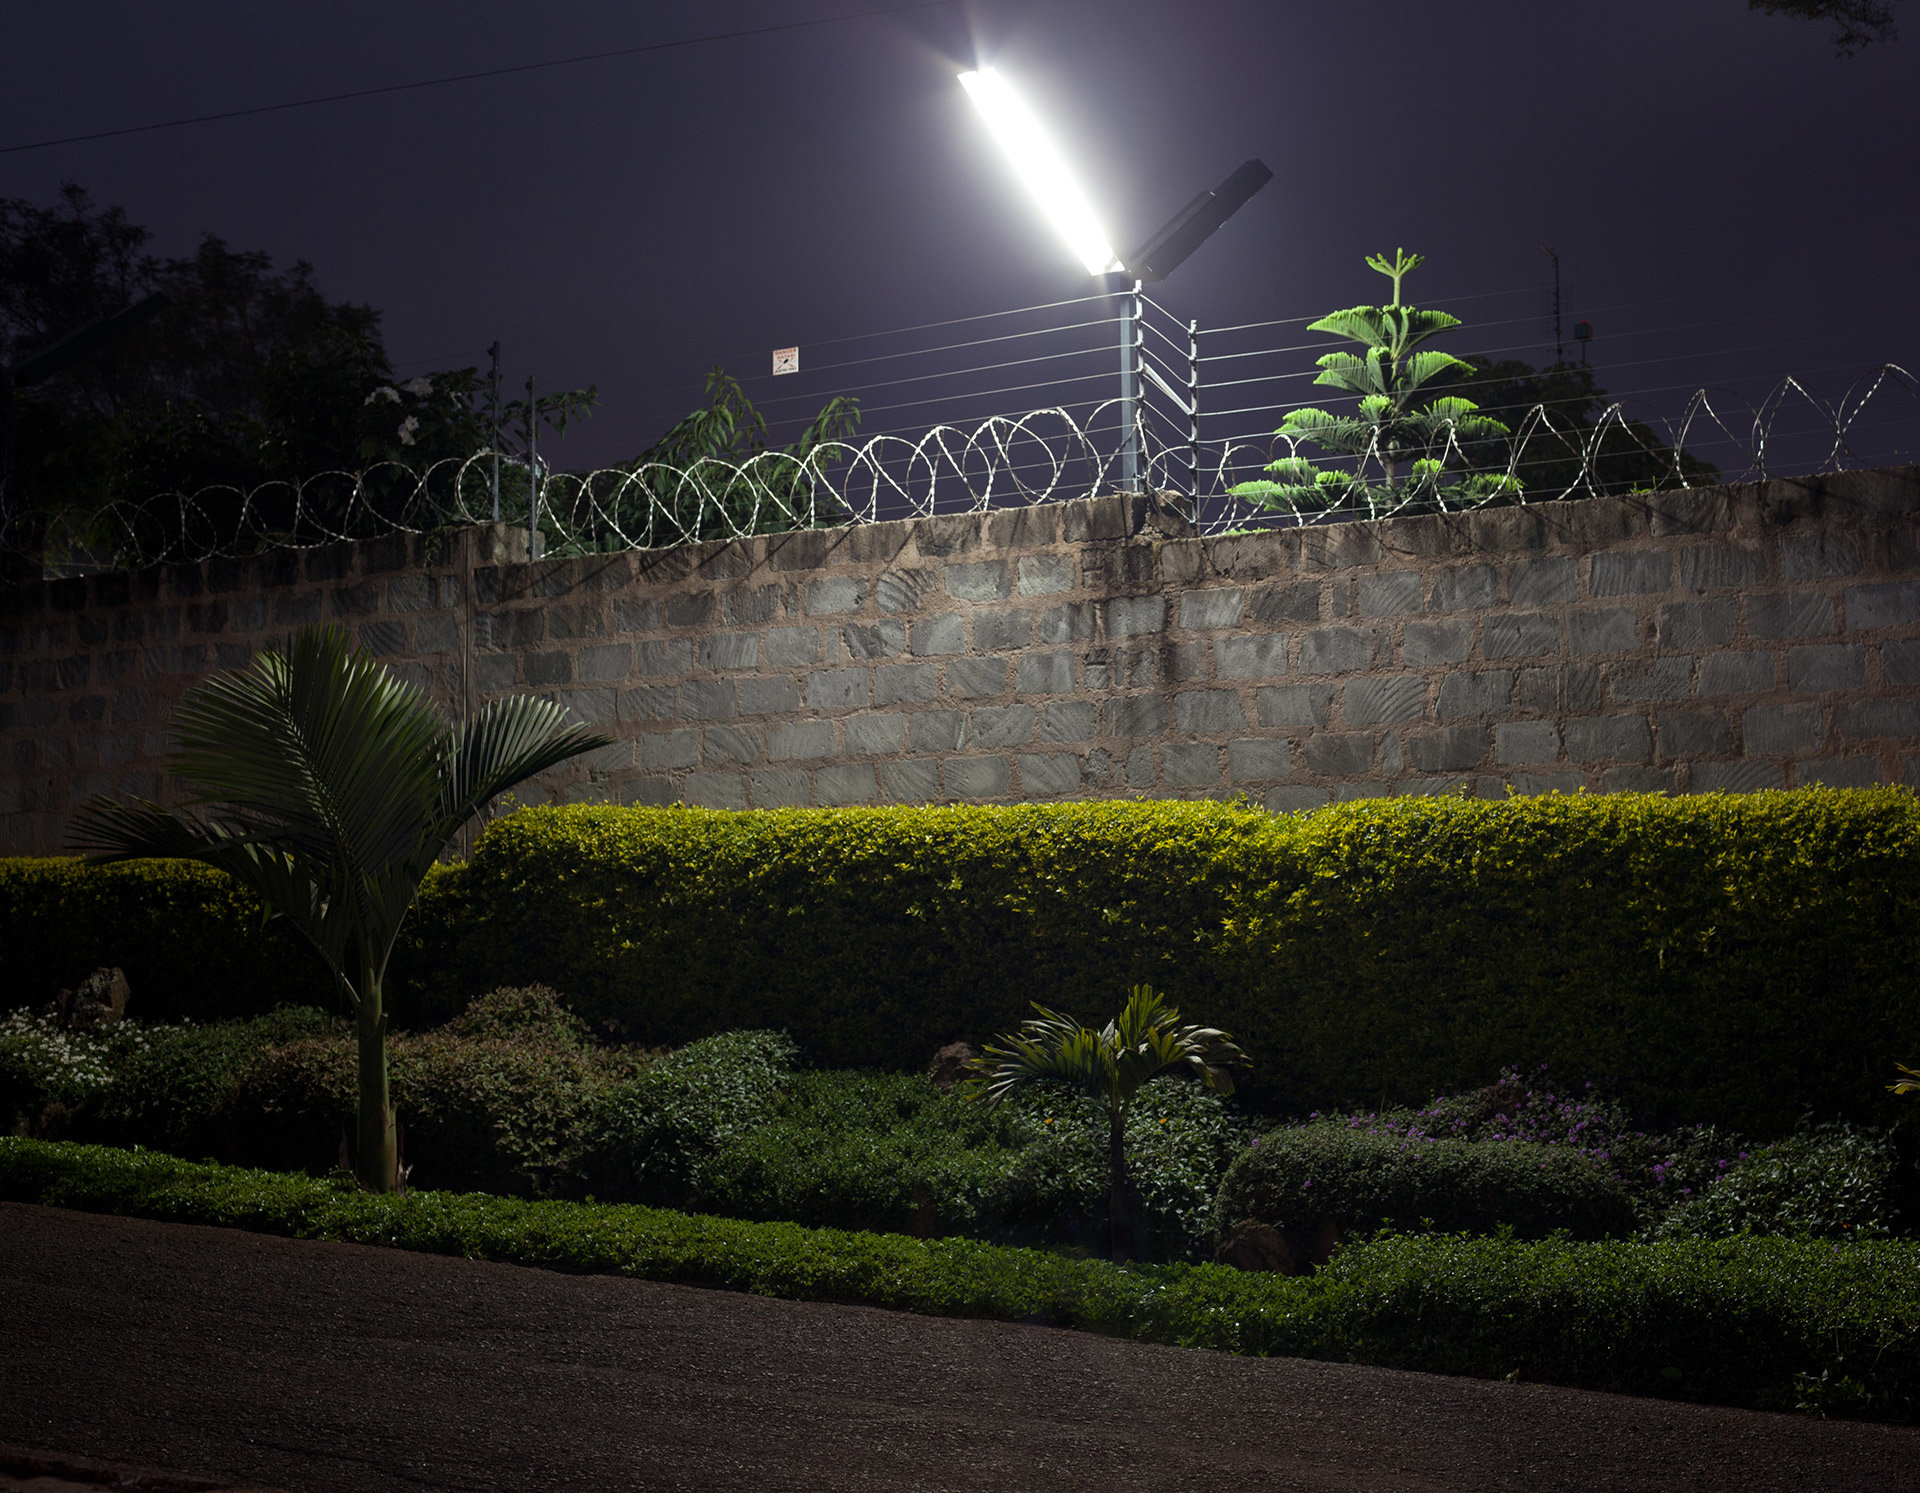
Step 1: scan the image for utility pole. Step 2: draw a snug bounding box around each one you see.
[1539,243,1564,364]
[525,375,539,560]
[487,341,501,521]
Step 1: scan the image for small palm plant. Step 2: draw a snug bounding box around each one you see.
[69,623,611,1193]
[966,986,1248,1262]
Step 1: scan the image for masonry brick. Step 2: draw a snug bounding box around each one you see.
[806,577,866,616]
[970,703,1038,748]
[1781,532,1861,580]
[1656,710,1734,758]
[769,720,837,759]
[1215,634,1289,679]
[1691,759,1785,792]
[704,725,762,765]
[877,569,936,613]
[1016,555,1076,596]
[841,621,905,660]
[1844,580,1920,629]
[1884,638,1920,687]
[1697,651,1774,695]
[1437,669,1512,719]
[1407,724,1487,772]
[1483,612,1558,659]
[816,763,879,805]
[1656,600,1735,651]
[947,657,1009,698]
[1017,652,1076,695]
[1744,703,1825,755]
[1401,620,1471,667]
[1041,700,1096,742]
[1606,657,1691,704]
[1746,591,1834,639]
[636,730,701,771]
[1105,596,1166,637]
[766,626,821,667]
[1038,602,1096,643]
[1178,588,1244,630]
[679,678,737,719]
[1161,742,1221,786]
[973,610,1031,651]
[1429,563,1496,613]
[945,560,1010,602]
[1787,643,1866,694]
[722,585,782,626]
[683,773,747,810]
[805,668,870,710]
[1568,609,1639,655]
[874,663,937,705]
[909,614,966,656]
[844,713,907,756]
[1836,698,1920,738]
[1247,582,1320,626]
[750,769,812,807]
[1103,694,1170,737]
[1357,572,1423,617]
[1680,542,1767,591]
[1297,627,1374,674]
[1495,721,1561,765]
[1800,757,1881,788]
[881,759,941,802]
[1258,683,1336,729]
[946,755,1010,798]
[1227,737,1291,780]
[1019,752,1083,795]
[1300,733,1374,775]
[737,677,801,715]
[1564,714,1651,763]
[1174,689,1247,733]
[1345,675,1424,724]
[1507,556,1579,608]
[1590,550,1671,596]
[909,710,970,752]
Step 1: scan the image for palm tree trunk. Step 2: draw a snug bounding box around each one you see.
[1107,1109,1130,1264]
[354,973,397,1193]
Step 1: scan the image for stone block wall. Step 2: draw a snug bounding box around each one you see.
[3,467,1917,854]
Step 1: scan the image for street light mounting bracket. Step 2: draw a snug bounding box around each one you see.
[1125,159,1273,283]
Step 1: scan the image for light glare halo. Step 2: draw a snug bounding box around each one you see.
[959,67,1122,277]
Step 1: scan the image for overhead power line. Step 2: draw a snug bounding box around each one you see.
[0,0,959,156]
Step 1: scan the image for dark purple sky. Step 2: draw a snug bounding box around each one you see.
[2,0,1915,476]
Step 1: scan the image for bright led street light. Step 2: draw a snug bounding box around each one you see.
[958,68,1121,276]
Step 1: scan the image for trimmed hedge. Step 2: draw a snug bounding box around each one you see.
[1209,1122,1641,1245]
[5,1139,1918,1423]
[8,790,1920,1134]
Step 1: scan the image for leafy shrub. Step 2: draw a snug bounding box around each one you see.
[90,1006,336,1156]
[0,858,347,1020]
[1211,1121,1640,1247]
[571,1030,797,1204]
[11,789,1920,1134]
[395,790,1920,1135]
[7,1138,1920,1424]
[216,990,648,1194]
[681,1070,1237,1260]
[1656,1124,1908,1240]
[0,1007,185,1133]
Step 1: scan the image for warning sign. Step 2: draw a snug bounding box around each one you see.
[772,346,799,376]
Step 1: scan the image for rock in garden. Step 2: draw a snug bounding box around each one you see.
[927,1040,980,1092]
[56,967,130,1029]
[1214,1220,1297,1274]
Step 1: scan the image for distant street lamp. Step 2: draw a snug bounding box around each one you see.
[960,66,1271,494]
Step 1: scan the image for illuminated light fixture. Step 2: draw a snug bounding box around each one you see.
[958,67,1122,276]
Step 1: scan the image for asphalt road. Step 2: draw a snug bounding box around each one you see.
[3,1202,1916,1492]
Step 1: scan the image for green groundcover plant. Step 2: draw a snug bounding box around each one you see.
[5,1138,1918,1424]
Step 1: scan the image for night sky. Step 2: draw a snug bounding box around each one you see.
[3,0,1915,478]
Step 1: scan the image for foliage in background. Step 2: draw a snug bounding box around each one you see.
[8,1138,1920,1424]
[1229,249,1522,517]
[69,625,611,1191]
[547,366,862,551]
[1424,357,1721,498]
[1750,0,1901,55]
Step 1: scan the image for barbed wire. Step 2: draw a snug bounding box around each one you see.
[22,365,1914,573]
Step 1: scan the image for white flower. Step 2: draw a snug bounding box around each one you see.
[397,415,420,445]
[402,376,434,397]
[365,386,401,405]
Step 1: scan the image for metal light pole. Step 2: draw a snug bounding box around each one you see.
[1117,278,1143,493]
[525,374,540,559]
[487,341,501,521]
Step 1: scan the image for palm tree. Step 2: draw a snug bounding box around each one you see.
[69,623,612,1192]
[967,986,1248,1262]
